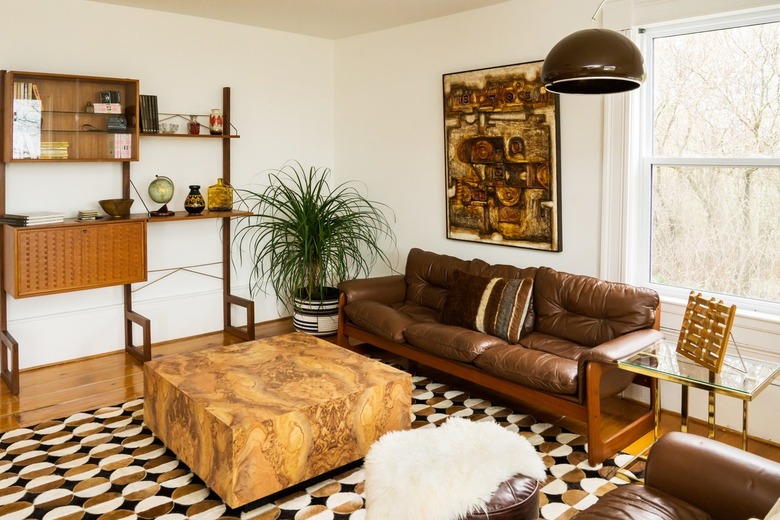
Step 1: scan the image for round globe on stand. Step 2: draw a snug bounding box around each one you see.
[149,175,175,217]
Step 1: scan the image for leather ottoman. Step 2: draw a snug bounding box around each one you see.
[464,474,540,520]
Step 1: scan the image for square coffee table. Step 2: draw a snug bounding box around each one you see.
[144,332,411,508]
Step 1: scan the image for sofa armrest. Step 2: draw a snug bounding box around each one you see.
[580,328,663,365]
[338,275,406,306]
[646,431,780,520]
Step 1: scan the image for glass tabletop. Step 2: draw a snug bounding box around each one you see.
[619,340,780,399]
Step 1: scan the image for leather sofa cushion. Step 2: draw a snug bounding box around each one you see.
[406,248,471,312]
[440,270,533,343]
[474,344,579,395]
[534,266,660,347]
[344,300,439,343]
[404,323,507,363]
[571,484,712,520]
[470,259,539,337]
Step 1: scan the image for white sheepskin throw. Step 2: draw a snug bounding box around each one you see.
[364,417,546,520]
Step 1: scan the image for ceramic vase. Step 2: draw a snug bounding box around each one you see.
[184,185,205,214]
[209,109,223,135]
[207,178,233,211]
[187,115,200,135]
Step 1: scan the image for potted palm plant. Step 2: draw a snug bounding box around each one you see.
[235,161,396,335]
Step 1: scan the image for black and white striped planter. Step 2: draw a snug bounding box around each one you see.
[293,287,340,336]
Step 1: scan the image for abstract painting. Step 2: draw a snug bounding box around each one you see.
[443,61,561,251]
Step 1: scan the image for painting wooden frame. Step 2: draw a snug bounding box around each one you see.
[443,61,562,251]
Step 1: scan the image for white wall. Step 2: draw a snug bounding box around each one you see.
[1,0,334,368]
[335,0,606,276]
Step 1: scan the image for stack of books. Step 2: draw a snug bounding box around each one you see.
[77,210,99,221]
[110,134,132,159]
[40,142,69,160]
[139,94,159,133]
[0,211,66,226]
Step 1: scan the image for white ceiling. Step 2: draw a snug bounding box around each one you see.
[88,0,514,39]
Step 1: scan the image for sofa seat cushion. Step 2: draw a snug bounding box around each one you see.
[571,484,712,520]
[520,332,590,362]
[474,344,579,395]
[405,323,508,363]
[396,301,440,324]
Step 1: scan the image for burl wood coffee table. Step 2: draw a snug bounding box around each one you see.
[143,332,411,508]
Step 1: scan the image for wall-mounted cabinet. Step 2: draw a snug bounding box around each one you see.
[3,219,147,298]
[2,71,139,162]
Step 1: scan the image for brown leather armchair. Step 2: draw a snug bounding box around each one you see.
[572,432,780,520]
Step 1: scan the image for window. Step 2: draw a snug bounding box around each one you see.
[635,10,780,314]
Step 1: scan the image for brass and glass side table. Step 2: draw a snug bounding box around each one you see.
[618,340,780,450]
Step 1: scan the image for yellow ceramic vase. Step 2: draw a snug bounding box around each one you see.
[207,178,233,211]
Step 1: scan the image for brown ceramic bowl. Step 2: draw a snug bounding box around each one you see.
[99,198,134,218]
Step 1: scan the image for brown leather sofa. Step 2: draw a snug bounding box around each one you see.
[337,247,663,464]
[572,431,780,520]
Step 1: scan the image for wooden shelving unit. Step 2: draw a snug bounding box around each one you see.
[0,71,255,394]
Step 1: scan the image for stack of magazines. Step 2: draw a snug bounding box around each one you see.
[0,211,66,226]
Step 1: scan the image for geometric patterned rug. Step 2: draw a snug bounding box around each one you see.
[0,373,642,519]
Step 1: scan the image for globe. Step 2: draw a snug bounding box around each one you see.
[149,175,174,204]
[148,175,175,217]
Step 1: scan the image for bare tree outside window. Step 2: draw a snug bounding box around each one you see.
[650,20,780,305]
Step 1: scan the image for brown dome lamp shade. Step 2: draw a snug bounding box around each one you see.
[541,1,645,94]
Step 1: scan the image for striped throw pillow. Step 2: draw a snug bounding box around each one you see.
[441,270,534,343]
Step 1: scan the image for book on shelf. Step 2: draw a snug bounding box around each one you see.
[40,141,69,160]
[12,99,42,159]
[88,102,123,114]
[0,211,66,226]
[139,94,159,133]
[14,81,41,102]
[110,133,132,159]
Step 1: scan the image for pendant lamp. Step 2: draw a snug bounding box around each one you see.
[541,0,645,94]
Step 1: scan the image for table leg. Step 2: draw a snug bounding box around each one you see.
[708,390,716,438]
[742,401,749,450]
[653,377,661,440]
[680,385,689,433]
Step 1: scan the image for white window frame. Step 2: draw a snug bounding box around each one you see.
[621,8,780,320]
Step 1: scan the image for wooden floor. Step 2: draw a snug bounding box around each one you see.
[1,318,778,463]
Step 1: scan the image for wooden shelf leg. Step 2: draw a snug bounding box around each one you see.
[0,329,19,395]
[224,294,255,341]
[123,285,151,362]
[220,207,255,342]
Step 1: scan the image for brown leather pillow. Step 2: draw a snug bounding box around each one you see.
[441,270,533,343]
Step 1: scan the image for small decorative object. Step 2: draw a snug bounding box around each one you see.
[148,175,175,217]
[184,185,205,215]
[676,291,737,374]
[159,122,179,134]
[187,115,201,135]
[98,198,134,218]
[209,109,223,135]
[207,178,233,211]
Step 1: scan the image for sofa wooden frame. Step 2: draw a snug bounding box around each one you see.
[337,295,660,465]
